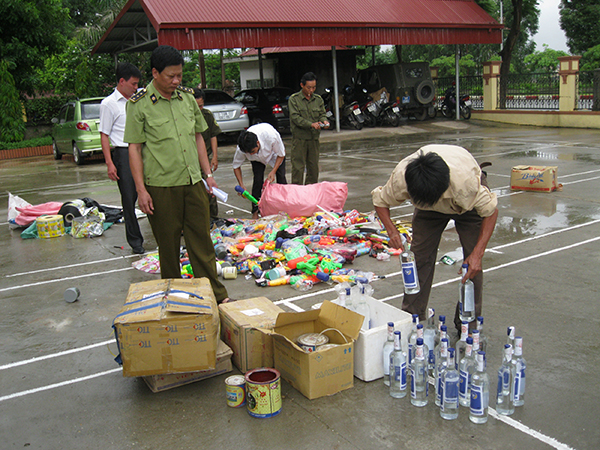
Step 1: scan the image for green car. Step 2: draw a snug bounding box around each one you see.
[51,97,104,165]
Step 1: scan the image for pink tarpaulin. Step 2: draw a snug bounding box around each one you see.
[15,202,63,226]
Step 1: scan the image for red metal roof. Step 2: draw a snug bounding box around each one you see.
[240,47,355,56]
[93,0,502,55]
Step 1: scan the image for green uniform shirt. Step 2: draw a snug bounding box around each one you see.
[288,91,328,140]
[124,81,208,187]
[201,108,221,156]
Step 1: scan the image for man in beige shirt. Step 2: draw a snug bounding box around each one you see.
[372,144,498,331]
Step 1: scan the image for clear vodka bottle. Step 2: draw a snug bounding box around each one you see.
[459,336,476,407]
[458,263,476,324]
[354,285,371,331]
[469,351,490,424]
[434,324,448,374]
[496,344,515,415]
[435,338,449,407]
[423,307,436,351]
[389,331,407,398]
[407,314,419,371]
[410,338,428,407]
[503,326,515,361]
[413,324,430,372]
[471,329,480,353]
[441,348,460,420]
[455,321,469,361]
[382,322,395,386]
[435,314,446,348]
[511,336,526,407]
[401,240,420,294]
[476,316,488,354]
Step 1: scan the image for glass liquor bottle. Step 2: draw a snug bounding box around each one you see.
[441,348,460,420]
[459,336,476,407]
[423,308,436,351]
[434,314,446,348]
[435,338,449,407]
[496,344,515,415]
[389,331,407,398]
[401,239,420,294]
[434,324,448,376]
[455,321,469,361]
[410,338,428,407]
[382,322,395,386]
[511,336,527,407]
[476,316,488,354]
[469,351,490,424]
[503,326,515,361]
[407,314,419,371]
[412,324,429,372]
[458,263,476,324]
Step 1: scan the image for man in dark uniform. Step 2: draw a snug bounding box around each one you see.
[124,45,230,303]
[193,88,221,221]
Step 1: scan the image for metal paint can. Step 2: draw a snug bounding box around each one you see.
[245,368,282,418]
[297,332,329,352]
[222,266,237,279]
[64,287,80,303]
[225,375,246,407]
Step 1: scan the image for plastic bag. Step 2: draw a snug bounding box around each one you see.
[258,181,348,218]
[71,215,105,238]
[8,193,31,229]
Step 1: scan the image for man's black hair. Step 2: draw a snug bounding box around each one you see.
[237,130,259,153]
[192,88,205,99]
[150,45,184,73]
[115,62,141,84]
[301,72,317,85]
[404,151,450,207]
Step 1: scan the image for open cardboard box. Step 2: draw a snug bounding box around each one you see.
[510,165,559,192]
[260,300,363,400]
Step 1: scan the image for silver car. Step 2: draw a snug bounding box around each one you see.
[202,89,249,136]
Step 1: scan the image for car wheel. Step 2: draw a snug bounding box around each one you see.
[52,139,62,160]
[73,143,84,165]
[413,108,428,121]
[415,80,435,105]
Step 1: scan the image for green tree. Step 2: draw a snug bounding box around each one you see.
[431,54,478,76]
[0,60,26,142]
[183,50,241,90]
[560,0,600,55]
[0,0,70,94]
[524,44,568,72]
[356,46,398,69]
[581,44,600,71]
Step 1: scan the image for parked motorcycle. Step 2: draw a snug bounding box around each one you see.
[323,86,365,130]
[440,86,471,120]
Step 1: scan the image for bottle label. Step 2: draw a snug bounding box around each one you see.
[402,261,418,289]
[443,379,459,409]
[410,368,416,398]
[394,362,407,390]
[464,282,475,311]
[459,369,469,400]
[470,384,484,415]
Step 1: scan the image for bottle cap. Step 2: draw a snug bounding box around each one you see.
[388,322,394,327]
[416,338,424,346]
[441,324,447,332]
[417,323,423,329]
[439,315,446,323]
[466,336,473,345]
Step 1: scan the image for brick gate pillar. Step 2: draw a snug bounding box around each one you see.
[482,61,502,111]
[558,55,581,112]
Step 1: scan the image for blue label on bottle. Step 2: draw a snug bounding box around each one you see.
[402,261,418,288]
[444,380,459,407]
[470,385,484,415]
[459,369,468,399]
[410,368,416,398]
[401,362,407,390]
[437,376,443,403]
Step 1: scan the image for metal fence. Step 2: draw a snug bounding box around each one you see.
[578,70,596,110]
[435,76,484,110]
[498,72,560,110]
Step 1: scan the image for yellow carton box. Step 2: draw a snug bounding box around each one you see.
[262,300,363,400]
[511,165,558,192]
[113,278,219,377]
[142,340,233,393]
[219,297,284,373]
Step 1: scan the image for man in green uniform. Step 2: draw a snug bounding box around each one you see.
[124,45,229,303]
[193,88,221,221]
[288,72,329,185]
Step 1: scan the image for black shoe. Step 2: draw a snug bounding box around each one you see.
[132,246,145,254]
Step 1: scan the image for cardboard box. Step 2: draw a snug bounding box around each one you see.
[352,297,412,382]
[142,340,233,393]
[113,278,220,377]
[511,165,559,192]
[219,297,284,373]
[264,300,363,400]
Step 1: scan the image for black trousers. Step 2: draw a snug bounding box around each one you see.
[250,160,287,214]
[112,147,143,249]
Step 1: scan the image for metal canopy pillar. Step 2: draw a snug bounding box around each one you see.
[455,45,460,120]
[332,46,340,132]
[258,48,264,89]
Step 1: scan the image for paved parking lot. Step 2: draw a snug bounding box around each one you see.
[1,119,599,449]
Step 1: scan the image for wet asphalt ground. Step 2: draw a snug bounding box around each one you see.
[1,118,599,450]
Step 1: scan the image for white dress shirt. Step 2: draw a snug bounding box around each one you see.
[232,123,285,169]
[99,88,128,147]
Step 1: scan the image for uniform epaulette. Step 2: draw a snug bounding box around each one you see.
[177,86,195,95]
[130,88,147,103]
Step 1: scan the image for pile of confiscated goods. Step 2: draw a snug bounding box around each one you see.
[133,210,412,289]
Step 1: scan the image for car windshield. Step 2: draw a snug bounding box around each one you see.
[204,91,236,105]
[266,89,292,102]
[81,102,101,120]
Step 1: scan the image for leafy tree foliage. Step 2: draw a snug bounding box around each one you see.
[0,0,70,94]
[560,0,600,55]
[524,45,568,72]
[0,61,26,142]
[581,44,600,71]
[182,50,241,90]
[430,54,478,77]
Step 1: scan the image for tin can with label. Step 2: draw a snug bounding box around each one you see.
[225,375,246,407]
[245,368,281,418]
[297,333,329,352]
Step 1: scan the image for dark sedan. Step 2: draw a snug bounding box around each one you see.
[233,87,294,133]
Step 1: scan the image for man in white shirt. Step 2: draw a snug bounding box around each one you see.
[99,62,145,254]
[233,123,287,219]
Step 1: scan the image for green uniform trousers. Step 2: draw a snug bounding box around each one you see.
[146,183,228,302]
[291,138,319,185]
